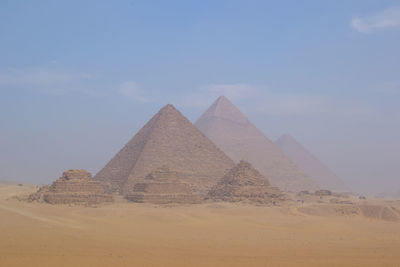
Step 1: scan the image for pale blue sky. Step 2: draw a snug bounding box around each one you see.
[1,1,399,194]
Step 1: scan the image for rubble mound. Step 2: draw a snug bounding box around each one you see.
[359,205,400,222]
[298,204,359,217]
[314,190,332,196]
[299,204,400,222]
[29,170,113,205]
[208,160,286,205]
[125,166,202,204]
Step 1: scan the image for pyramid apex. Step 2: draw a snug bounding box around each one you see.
[195,96,248,125]
[214,95,233,105]
[216,95,228,101]
[157,104,182,116]
[160,103,177,111]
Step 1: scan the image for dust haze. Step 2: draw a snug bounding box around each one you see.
[1,1,400,266]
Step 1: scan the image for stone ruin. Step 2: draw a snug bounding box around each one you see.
[208,160,286,205]
[314,189,332,196]
[95,104,235,195]
[195,96,318,192]
[125,166,202,204]
[29,169,113,205]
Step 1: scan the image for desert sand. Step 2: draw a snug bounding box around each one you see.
[1,183,400,267]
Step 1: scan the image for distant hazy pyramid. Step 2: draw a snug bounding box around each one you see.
[95,104,235,195]
[125,165,201,204]
[208,160,285,204]
[195,96,318,192]
[275,134,347,192]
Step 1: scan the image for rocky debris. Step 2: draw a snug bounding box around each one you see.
[28,185,50,202]
[29,170,113,205]
[125,166,202,204]
[298,203,400,222]
[314,190,332,196]
[299,204,359,217]
[298,190,311,196]
[208,160,286,205]
[329,198,353,205]
[195,96,318,192]
[95,104,235,195]
[359,205,400,222]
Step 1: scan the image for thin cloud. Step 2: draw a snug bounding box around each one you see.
[180,83,324,114]
[254,93,327,115]
[181,83,378,120]
[351,6,400,33]
[179,83,258,108]
[119,81,149,102]
[0,67,95,95]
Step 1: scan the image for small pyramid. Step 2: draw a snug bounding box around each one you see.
[95,104,235,195]
[208,160,285,204]
[275,134,347,192]
[217,160,269,187]
[195,96,318,192]
[125,166,201,204]
[29,170,113,205]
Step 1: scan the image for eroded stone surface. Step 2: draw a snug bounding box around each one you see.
[29,170,113,205]
[125,166,201,204]
[208,160,286,205]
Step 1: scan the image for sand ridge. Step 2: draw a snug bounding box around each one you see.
[1,184,400,267]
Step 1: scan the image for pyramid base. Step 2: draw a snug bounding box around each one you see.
[125,193,202,204]
[42,193,113,205]
[209,186,286,205]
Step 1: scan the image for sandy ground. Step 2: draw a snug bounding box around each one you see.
[1,184,400,266]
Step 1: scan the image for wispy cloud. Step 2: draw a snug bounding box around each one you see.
[253,93,327,115]
[180,83,325,114]
[0,67,97,95]
[119,81,149,102]
[351,6,400,33]
[179,83,258,108]
[181,83,378,119]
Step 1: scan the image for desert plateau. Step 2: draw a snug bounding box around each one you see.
[1,183,400,267]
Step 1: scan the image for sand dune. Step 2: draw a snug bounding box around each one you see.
[1,184,400,266]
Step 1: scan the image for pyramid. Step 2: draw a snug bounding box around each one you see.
[29,170,113,205]
[195,96,318,192]
[125,166,202,204]
[208,160,285,204]
[95,104,235,195]
[275,134,348,192]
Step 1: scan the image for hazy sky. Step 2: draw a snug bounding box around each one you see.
[1,1,399,194]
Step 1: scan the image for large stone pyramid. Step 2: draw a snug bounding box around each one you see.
[208,160,285,204]
[125,166,201,204]
[95,104,235,195]
[195,96,318,192]
[29,170,113,205]
[275,134,347,192]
